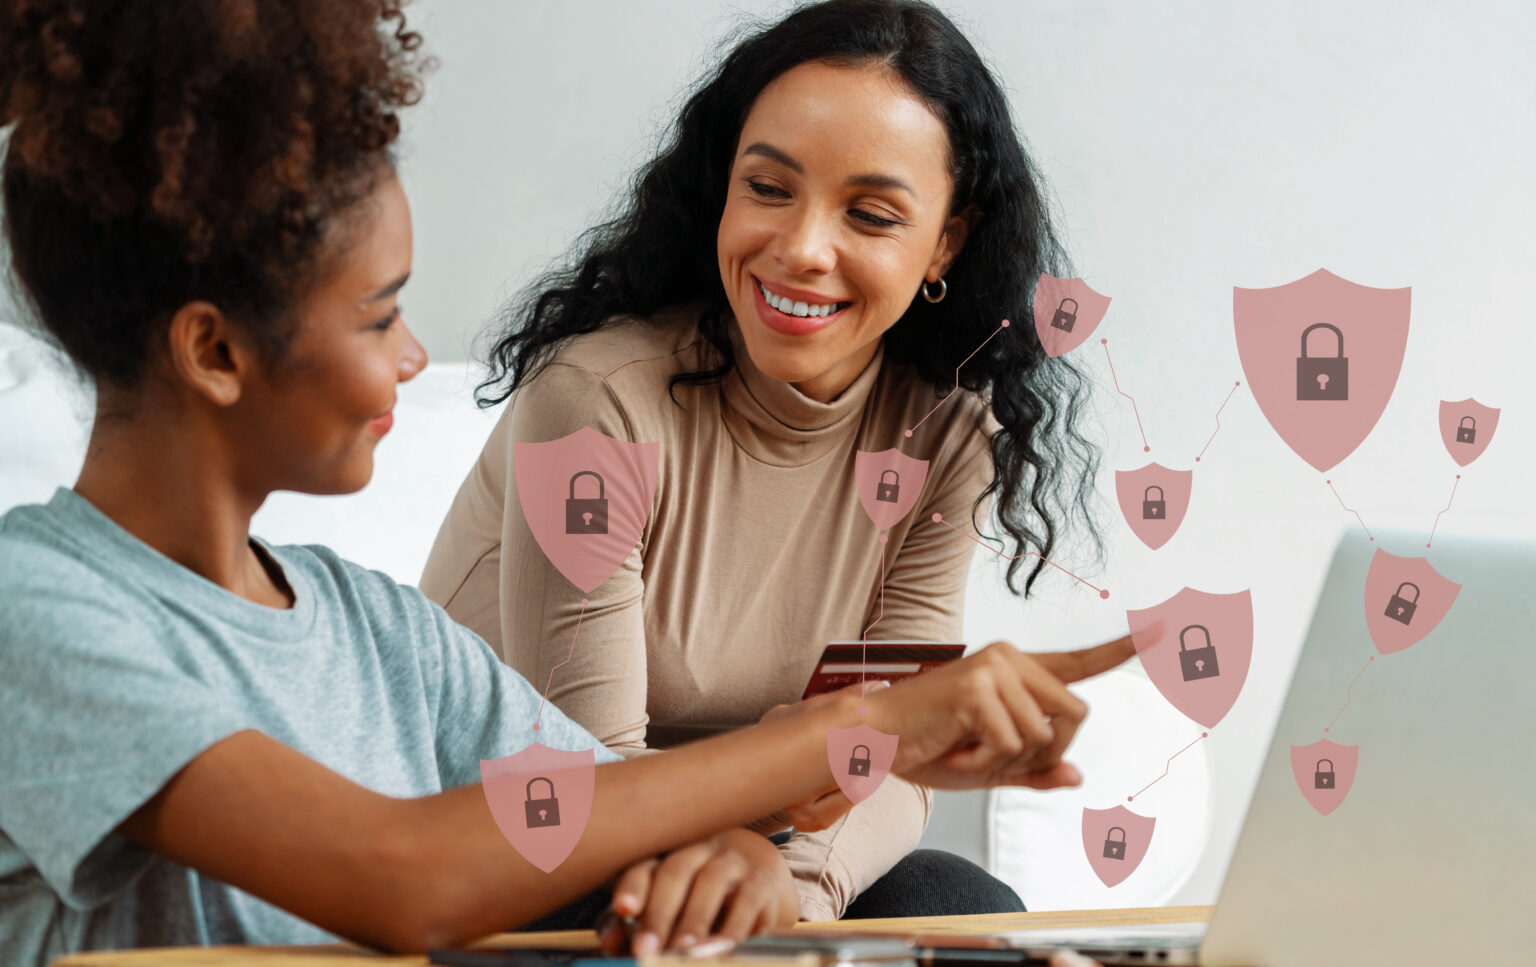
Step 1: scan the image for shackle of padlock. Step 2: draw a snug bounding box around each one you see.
[880,470,900,485]
[1105,826,1126,845]
[568,470,605,500]
[1316,758,1334,773]
[526,776,556,800]
[1058,297,1078,313]
[1179,624,1212,651]
[1460,416,1476,430]
[1299,322,1345,359]
[1393,581,1420,604]
[1144,485,1164,501]
[851,744,871,758]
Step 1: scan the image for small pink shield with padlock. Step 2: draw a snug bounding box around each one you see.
[854,449,930,532]
[1234,268,1410,472]
[1114,463,1193,550]
[1033,273,1111,358]
[827,722,899,804]
[1364,549,1462,655]
[1127,588,1253,729]
[1289,739,1359,816]
[1082,805,1156,887]
[480,743,596,873]
[514,426,660,593]
[1437,398,1500,467]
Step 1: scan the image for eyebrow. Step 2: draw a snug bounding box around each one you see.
[741,141,915,197]
[364,272,410,303]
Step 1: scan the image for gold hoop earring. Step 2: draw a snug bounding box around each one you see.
[921,277,947,303]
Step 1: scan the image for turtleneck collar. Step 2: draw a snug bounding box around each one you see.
[718,314,885,468]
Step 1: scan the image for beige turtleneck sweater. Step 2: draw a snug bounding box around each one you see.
[420,306,996,920]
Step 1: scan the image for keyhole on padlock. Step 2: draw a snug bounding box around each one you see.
[539,809,547,821]
[1196,659,1205,671]
[582,512,593,527]
[1317,373,1329,391]
[1396,606,1404,615]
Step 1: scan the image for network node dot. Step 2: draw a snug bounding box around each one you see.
[1099,588,1110,600]
[1202,732,1208,738]
[1143,445,1150,452]
[1001,319,1011,328]
[1456,474,1462,479]
[581,597,589,606]
[878,533,889,544]
[1100,338,1108,345]
[1235,380,1241,386]
[532,723,541,732]
[904,429,913,438]
[1195,457,1202,462]
[1126,795,1133,802]
[1324,727,1329,733]
[932,512,943,523]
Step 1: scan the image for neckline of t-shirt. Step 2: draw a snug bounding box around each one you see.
[48,487,320,641]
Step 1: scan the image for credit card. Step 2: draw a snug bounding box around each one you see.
[801,641,966,699]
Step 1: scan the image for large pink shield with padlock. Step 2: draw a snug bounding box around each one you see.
[1364,549,1462,655]
[854,449,930,532]
[514,426,660,593]
[1114,463,1193,550]
[1438,398,1500,467]
[480,743,596,873]
[1290,739,1359,816]
[1234,268,1410,472]
[1082,805,1156,887]
[827,722,899,805]
[1034,273,1111,358]
[1127,588,1253,729]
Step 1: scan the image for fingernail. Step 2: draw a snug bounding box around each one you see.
[634,931,660,956]
[613,894,638,916]
[676,934,697,949]
[687,938,739,958]
[1050,950,1098,967]
[871,680,892,690]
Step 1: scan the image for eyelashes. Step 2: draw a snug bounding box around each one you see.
[743,179,902,228]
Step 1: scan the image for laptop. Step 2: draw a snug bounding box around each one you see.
[1003,528,1536,965]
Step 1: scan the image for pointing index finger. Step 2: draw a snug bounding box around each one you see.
[1031,626,1157,684]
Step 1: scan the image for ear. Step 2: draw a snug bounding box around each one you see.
[926,203,982,282]
[164,301,257,408]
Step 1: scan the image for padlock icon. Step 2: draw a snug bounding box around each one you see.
[1103,826,1127,860]
[1051,297,1078,332]
[1456,416,1476,444]
[1296,323,1349,401]
[564,470,608,535]
[876,470,900,504]
[1385,581,1419,625]
[524,776,561,828]
[1142,485,1166,519]
[1178,624,1220,681]
[848,744,871,776]
[1314,758,1335,789]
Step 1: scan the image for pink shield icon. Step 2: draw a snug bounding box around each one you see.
[1289,739,1359,816]
[827,723,899,805]
[1234,268,1410,471]
[1364,549,1462,655]
[1438,398,1500,467]
[854,449,930,531]
[514,426,660,593]
[1127,588,1253,729]
[1034,274,1111,358]
[1114,463,1193,550]
[1082,805,1156,887]
[480,743,596,873]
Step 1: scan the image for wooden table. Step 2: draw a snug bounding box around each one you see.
[51,907,1213,966]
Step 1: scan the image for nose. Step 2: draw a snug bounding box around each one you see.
[771,206,837,277]
[397,322,428,383]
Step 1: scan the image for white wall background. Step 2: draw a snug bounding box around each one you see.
[391,0,1536,907]
[4,0,1533,913]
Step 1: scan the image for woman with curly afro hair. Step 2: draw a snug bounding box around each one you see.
[422,0,1128,922]
[0,1,1112,961]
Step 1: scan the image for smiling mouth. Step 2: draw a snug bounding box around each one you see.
[755,278,851,319]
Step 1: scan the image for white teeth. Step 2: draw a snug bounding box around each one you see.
[758,281,842,317]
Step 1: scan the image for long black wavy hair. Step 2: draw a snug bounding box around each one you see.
[477,0,1103,595]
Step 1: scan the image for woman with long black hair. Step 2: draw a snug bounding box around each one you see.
[423,0,1113,921]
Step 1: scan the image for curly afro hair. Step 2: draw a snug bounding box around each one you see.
[0,0,429,388]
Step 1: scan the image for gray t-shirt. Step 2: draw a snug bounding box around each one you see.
[0,488,620,966]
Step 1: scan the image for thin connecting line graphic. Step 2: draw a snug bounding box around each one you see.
[931,512,1110,599]
[905,320,1010,437]
[1195,381,1243,463]
[533,597,589,731]
[859,535,891,713]
[1100,338,1150,453]
[1127,732,1208,801]
[1324,479,1374,542]
[1427,474,1461,548]
[1324,656,1375,733]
